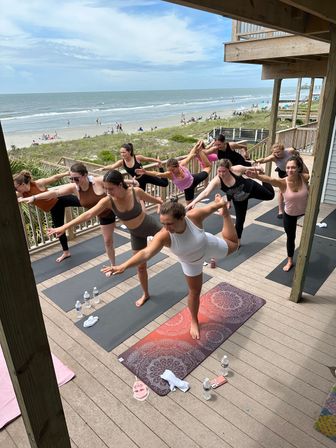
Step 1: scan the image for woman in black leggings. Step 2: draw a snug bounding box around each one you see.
[101,142,168,191]
[187,159,274,246]
[14,170,80,262]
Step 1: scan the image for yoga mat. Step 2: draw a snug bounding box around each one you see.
[75,263,211,352]
[43,250,168,312]
[215,223,283,271]
[315,209,336,240]
[118,282,266,396]
[266,235,336,295]
[314,384,336,442]
[256,206,284,228]
[0,347,75,429]
[32,233,129,284]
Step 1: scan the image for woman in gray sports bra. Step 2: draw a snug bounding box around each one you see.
[48,170,163,307]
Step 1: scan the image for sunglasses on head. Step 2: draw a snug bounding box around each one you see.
[69,176,80,182]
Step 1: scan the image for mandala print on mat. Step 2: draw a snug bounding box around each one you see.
[314,384,336,441]
[201,283,265,325]
[122,340,204,395]
[119,282,266,396]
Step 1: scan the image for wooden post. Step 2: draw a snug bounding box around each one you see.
[266,78,282,175]
[65,207,75,240]
[0,124,71,447]
[305,78,315,124]
[290,25,336,303]
[292,77,302,127]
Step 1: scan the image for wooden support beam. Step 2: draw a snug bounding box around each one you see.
[290,25,336,302]
[0,124,71,447]
[262,59,327,79]
[266,79,282,175]
[165,0,331,41]
[305,78,315,124]
[281,1,336,24]
[292,78,302,126]
[224,35,329,63]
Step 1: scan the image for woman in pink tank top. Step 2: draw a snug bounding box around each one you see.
[247,156,309,272]
[135,141,212,204]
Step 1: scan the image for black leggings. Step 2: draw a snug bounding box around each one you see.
[283,211,302,257]
[184,171,209,201]
[50,195,81,251]
[137,168,168,190]
[232,181,274,239]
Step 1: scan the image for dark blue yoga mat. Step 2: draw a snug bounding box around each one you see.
[266,235,336,295]
[256,206,284,228]
[315,209,336,240]
[75,263,211,352]
[32,233,129,284]
[43,250,167,312]
[216,223,283,271]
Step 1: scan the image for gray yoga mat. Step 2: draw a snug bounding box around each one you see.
[215,223,283,271]
[315,209,336,240]
[75,263,211,352]
[266,235,336,295]
[256,206,284,228]
[43,250,167,312]
[32,233,129,284]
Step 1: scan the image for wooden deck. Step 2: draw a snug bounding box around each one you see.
[2,156,336,448]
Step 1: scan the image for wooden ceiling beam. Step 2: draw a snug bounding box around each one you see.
[280,1,336,24]
[165,0,331,41]
[224,35,329,62]
[262,59,327,79]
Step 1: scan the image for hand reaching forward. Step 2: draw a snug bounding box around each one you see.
[47,226,65,237]
[101,264,126,277]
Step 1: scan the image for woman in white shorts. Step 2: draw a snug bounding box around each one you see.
[102,195,238,340]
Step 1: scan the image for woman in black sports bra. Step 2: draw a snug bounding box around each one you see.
[101,143,168,190]
[205,134,252,167]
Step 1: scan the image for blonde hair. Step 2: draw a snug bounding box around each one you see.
[13,170,32,185]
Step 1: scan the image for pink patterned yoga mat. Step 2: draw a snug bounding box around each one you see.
[118,282,266,396]
[0,347,75,429]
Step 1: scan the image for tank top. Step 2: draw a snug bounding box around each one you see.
[122,156,142,177]
[219,173,253,202]
[172,165,194,191]
[78,181,113,219]
[275,149,292,171]
[22,181,58,212]
[283,177,308,216]
[170,217,207,263]
[109,188,142,221]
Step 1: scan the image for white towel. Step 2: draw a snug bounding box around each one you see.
[160,369,190,392]
[316,222,327,228]
[83,316,99,328]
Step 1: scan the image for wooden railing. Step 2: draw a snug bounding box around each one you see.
[231,20,290,42]
[208,127,269,143]
[275,122,318,154]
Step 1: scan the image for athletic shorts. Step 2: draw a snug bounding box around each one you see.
[178,232,228,277]
[129,214,162,250]
[99,211,116,225]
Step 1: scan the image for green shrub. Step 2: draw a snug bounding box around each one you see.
[170,134,197,144]
[99,150,114,162]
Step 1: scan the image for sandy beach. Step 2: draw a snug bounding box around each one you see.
[4,108,236,150]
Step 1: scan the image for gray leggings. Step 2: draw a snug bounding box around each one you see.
[129,214,162,250]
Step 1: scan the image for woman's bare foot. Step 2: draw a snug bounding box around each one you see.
[190,320,200,340]
[135,294,150,307]
[283,261,294,272]
[56,251,71,263]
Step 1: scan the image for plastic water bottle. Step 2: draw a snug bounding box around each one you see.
[75,300,83,319]
[92,286,100,304]
[83,290,91,308]
[221,355,229,377]
[203,378,212,400]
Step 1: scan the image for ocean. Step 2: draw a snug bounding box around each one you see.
[0,87,298,135]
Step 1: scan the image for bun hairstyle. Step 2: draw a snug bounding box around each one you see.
[13,170,32,185]
[160,201,185,220]
[103,170,128,189]
[70,162,88,176]
[121,143,134,156]
[287,155,304,173]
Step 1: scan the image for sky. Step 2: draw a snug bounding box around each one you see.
[0,0,288,94]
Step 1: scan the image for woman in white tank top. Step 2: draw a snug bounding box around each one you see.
[103,196,238,340]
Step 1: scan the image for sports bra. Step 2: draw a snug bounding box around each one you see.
[109,188,142,221]
[122,156,142,177]
[78,181,112,218]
